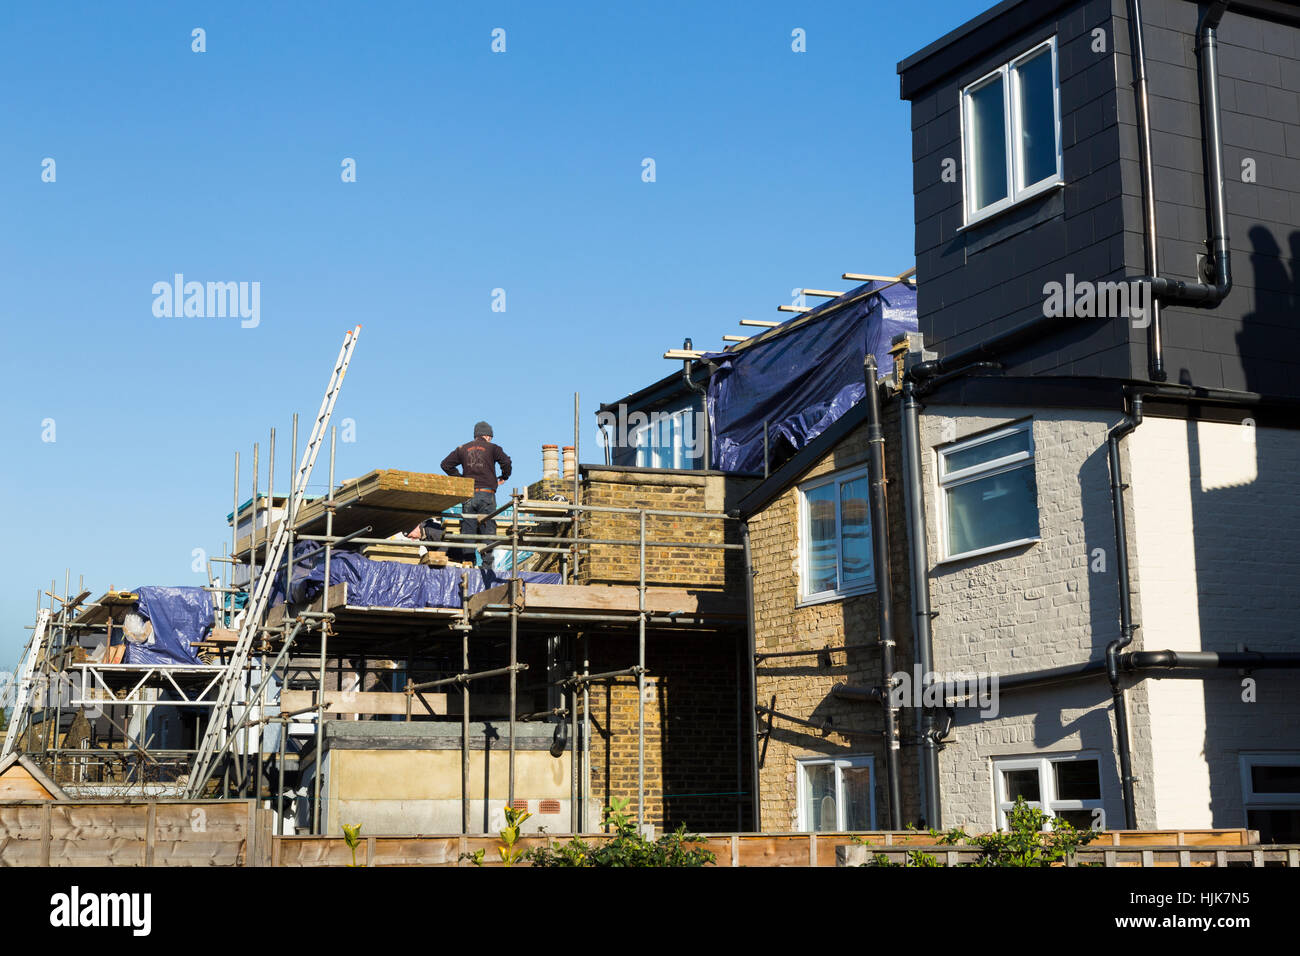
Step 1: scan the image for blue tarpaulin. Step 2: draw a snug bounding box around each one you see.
[704,282,917,473]
[126,586,211,666]
[269,543,561,610]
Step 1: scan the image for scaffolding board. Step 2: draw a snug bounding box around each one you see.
[234,469,474,558]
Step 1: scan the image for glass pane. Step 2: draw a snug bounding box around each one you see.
[632,427,650,467]
[946,464,1038,556]
[842,766,873,830]
[1247,809,1300,844]
[1054,759,1101,800]
[803,764,837,832]
[1251,765,1300,794]
[1015,48,1058,187]
[942,429,1031,474]
[805,485,838,594]
[1002,768,1041,802]
[967,76,1009,210]
[839,476,874,583]
[651,416,677,470]
[1053,809,1097,831]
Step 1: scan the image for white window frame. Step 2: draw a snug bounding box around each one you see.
[1239,752,1300,833]
[960,36,1064,227]
[796,755,876,832]
[797,465,876,604]
[992,752,1104,831]
[631,407,694,470]
[936,420,1040,563]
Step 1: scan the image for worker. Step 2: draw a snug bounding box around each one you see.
[415,422,512,570]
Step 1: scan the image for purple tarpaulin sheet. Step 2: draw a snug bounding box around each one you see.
[125,585,211,666]
[269,544,561,610]
[704,282,917,473]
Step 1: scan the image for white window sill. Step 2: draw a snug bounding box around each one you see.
[796,583,877,609]
[959,178,1065,233]
[936,536,1040,566]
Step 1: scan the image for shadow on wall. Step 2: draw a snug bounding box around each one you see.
[1189,224,1300,840]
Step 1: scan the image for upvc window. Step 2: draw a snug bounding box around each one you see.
[938,421,1039,561]
[993,753,1103,830]
[797,756,875,832]
[1240,753,1300,844]
[631,407,698,470]
[798,466,874,601]
[961,37,1063,225]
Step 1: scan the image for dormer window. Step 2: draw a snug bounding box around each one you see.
[961,37,1063,225]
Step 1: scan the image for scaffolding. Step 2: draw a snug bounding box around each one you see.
[8,386,746,834]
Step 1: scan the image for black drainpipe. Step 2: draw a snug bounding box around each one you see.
[864,356,904,829]
[899,374,942,828]
[682,338,711,471]
[1128,0,1233,380]
[1106,394,1144,830]
[741,520,761,831]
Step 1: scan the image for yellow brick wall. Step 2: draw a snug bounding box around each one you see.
[576,469,747,589]
[749,403,921,830]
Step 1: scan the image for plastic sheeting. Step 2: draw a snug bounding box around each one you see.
[704,282,917,473]
[269,543,561,610]
[126,586,212,666]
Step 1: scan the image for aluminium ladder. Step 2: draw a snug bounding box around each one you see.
[185,326,361,797]
[1,608,52,759]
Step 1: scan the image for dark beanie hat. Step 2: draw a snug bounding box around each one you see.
[474,421,493,438]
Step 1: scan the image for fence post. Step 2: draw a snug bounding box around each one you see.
[145,802,157,866]
[40,802,52,867]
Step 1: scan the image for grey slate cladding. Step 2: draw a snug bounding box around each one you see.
[898,0,1300,398]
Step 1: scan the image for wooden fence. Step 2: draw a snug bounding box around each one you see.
[0,801,1285,867]
[0,800,272,866]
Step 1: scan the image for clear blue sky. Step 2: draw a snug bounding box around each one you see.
[0,0,991,669]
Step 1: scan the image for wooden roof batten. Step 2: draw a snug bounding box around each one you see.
[663,266,916,361]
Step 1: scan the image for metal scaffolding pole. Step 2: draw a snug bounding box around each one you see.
[312,422,332,835]
[508,491,520,810]
[230,451,239,630]
[462,623,470,835]
[572,392,580,583]
[637,509,646,831]
[569,634,578,833]
[582,632,589,832]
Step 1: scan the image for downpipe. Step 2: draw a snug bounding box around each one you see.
[1129,0,1233,378]
[741,520,761,831]
[899,374,942,828]
[864,356,904,829]
[1106,394,1143,830]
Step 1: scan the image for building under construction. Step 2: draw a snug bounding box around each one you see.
[1,326,755,839]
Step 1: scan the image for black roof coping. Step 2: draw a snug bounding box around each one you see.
[898,0,1300,100]
[897,0,1073,100]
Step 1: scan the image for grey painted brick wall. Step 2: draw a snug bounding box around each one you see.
[917,405,1156,830]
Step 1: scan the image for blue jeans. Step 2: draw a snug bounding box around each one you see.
[460,490,497,568]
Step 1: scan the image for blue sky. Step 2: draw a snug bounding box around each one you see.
[0,0,992,668]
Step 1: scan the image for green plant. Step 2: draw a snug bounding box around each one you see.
[524,798,716,868]
[342,823,364,867]
[958,797,1099,866]
[498,806,532,866]
[856,797,1099,867]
